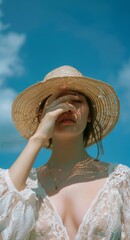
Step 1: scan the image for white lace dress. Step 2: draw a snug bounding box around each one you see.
[0,163,130,240]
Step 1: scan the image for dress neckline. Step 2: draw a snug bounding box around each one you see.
[35,163,120,240]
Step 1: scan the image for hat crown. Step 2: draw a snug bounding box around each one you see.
[43,65,83,82]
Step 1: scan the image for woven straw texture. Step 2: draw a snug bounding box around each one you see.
[12,68,120,147]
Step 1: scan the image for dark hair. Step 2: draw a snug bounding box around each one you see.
[83,96,104,160]
[37,92,104,160]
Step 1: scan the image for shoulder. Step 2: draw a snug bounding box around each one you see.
[114,163,130,177]
[0,168,10,184]
[0,167,7,174]
[26,168,38,189]
[109,163,130,188]
[27,168,46,196]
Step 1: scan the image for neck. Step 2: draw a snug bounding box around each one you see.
[47,134,90,171]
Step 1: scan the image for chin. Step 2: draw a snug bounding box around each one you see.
[54,128,83,138]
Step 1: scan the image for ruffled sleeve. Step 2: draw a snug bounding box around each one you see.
[0,168,38,240]
[120,165,130,239]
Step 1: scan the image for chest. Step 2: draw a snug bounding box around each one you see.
[35,177,122,240]
[48,179,107,230]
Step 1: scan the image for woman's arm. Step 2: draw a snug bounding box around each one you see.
[8,93,77,191]
[8,136,46,191]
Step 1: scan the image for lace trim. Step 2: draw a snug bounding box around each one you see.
[5,170,37,201]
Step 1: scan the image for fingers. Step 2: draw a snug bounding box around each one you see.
[41,92,82,122]
[46,94,81,107]
[54,102,76,112]
[45,90,61,106]
[42,101,76,118]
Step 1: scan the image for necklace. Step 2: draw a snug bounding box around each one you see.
[45,158,107,190]
[48,168,62,190]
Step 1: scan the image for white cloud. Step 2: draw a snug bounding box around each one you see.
[0,87,26,152]
[117,59,130,125]
[0,0,26,85]
[0,33,26,84]
[0,88,16,124]
[118,60,130,89]
[0,1,26,152]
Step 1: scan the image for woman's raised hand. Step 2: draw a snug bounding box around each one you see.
[8,91,81,190]
[32,91,80,147]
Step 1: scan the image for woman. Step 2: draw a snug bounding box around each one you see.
[0,65,130,240]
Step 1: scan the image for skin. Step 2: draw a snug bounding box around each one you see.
[45,89,91,170]
[37,89,91,169]
[36,89,109,193]
[36,89,110,239]
[9,88,93,192]
[8,88,110,240]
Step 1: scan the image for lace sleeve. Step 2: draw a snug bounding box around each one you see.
[0,168,38,240]
[120,165,130,239]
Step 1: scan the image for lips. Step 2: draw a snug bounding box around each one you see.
[57,113,76,124]
[60,119,75,123]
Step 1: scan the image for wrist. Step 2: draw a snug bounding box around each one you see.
[29,135,49,148]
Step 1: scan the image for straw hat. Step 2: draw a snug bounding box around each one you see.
[12,65,120,147]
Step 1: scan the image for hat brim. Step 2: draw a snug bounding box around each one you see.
[12,76,120,147]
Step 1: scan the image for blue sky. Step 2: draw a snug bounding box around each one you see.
[0,0,130,169]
